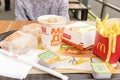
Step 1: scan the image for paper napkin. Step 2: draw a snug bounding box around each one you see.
[0,49,43,79]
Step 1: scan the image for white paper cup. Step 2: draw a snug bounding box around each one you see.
[38,15,67,51]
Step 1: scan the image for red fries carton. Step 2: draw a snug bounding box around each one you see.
[93,18,120,63]
[93,32,120,63]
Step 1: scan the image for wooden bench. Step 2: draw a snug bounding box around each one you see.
[69,3,88,20]
[69,0,79,4]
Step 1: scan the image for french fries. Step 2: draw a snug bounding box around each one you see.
[96,15,120,62]
[106,35,112,62]
[112,33,116,53]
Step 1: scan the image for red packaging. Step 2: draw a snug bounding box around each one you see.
[93,32,120,63]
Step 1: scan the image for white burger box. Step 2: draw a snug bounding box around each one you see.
[62,22,96,50]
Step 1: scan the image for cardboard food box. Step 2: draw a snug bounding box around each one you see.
[62,22,96,50]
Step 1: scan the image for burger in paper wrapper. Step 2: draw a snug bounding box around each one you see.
[0,31,38,54]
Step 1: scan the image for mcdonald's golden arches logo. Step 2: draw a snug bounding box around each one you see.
[97,42,106,53]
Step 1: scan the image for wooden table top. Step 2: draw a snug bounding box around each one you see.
[0,20,95,34]
[0,20,36,34]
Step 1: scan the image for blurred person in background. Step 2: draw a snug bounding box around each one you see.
[5,0,11,11]
[15,0,69,21]
[0,0,1,6]
[0,0,1,11]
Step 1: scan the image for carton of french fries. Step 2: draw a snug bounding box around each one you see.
[93,15,120,64]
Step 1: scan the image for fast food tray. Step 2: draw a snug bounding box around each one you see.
[0,30,120,74]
